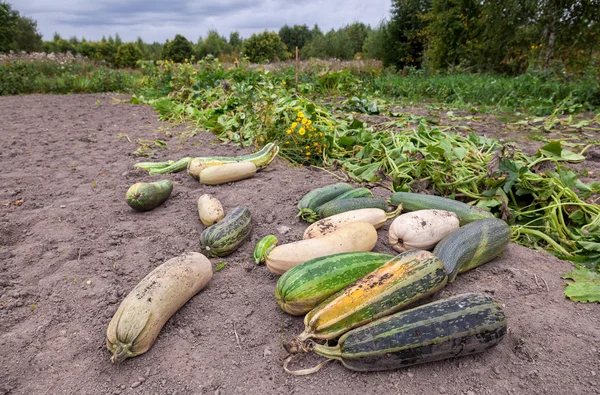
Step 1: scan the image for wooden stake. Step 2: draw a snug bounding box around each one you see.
[295,46,299,94]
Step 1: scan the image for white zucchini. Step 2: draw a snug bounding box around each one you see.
[388,209,459,252]
[197,194,225,226]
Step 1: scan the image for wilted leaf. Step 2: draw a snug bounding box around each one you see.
[562,268,600,303]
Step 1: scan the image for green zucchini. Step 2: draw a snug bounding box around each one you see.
[200,207,252,257]
[311,293,507,372]
[125,180,173,212]
[332,187,374,200]
[433,218,510,282]
[253,235,278,264]
[297,183,354,222]
[276,252,394,316]
[297,250,448,341]
[388,192,494,225]
[318,198,388,219]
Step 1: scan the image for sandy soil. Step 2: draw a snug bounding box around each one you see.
[1,94,599,395]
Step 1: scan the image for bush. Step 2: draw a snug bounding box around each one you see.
[115,43,143,68]
[162,34,193,63]
[243,31,289,63]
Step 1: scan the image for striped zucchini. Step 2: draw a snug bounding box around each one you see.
[297,183,354,222]
[332,188,373,200]
[297,250,447,342]
[433,218,510,282]
[200,207,252,257]
[276,252,394,315]
[318,197,388,219]
[388,192,494,225]
[125,180,173,212]
[311,293,507,372]
[253,235,278,264]
[134,142,279,176]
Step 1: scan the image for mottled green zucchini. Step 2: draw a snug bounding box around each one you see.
[253,235,278,264]
[125,180,173,212]
[200,207,252,257]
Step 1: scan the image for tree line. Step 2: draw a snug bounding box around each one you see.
[1,0,598,74]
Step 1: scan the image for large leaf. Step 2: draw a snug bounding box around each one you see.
[537,141,585,162]
[562,268,600,303]
[498,159,528,193]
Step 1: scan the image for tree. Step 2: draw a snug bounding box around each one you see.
[229,31,243,52]
[386,0,431,68]
[162,34,193,62]
[196,30,230,59]
[0,1,43,53]
[278,24,312,51]
[242,30,289,63]
[115,42,143,68]
[362,21,390,61]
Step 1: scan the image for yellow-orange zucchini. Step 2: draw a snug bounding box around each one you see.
[266,222,378,275]
[106,252,213,363]
[199,161,257,185]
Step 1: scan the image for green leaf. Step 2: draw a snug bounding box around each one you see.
[350,162,381,182]
[348,118,364,129]
[338,136,356,147]
[538,141,585,162]
[498,159,528,193]
[578,241,600,252]
[562,268,600,303]
[215,261,228,272]
[453,147,467,160]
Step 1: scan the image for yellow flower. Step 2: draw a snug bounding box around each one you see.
[291,122,298,129]
[320,133,324,136]
[306,151,311,156]
[314,142,319,146]
[286,129,292,134]
[293,107,299,111]
[305,145,310,149]
[297,111,305,118]
[306,119,312,125]
[282,81,286,85]
[299,127,306,136]
[301,118,308,125]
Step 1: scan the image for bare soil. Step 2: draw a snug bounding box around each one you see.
[1,94,599,395]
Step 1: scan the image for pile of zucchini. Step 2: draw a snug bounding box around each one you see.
[268,183,511,373]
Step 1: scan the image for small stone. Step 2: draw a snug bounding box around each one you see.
[15,300,23,307]
[120,385,126,390]
[86,280,92,285]
[494,366,501,374]
[138,377,145,383]
[592,371,597,377]
[263,347,272,357]
[60,205,66,208]
[439,386,447,394]
[277,225,291,235]
[407,372,414,378]
[131,381,142,388]
[467,391,476,395]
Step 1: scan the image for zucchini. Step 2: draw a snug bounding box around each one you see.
[134,142,279,176]
[388,192,494,225]
[331,187,373,200]
[388,209,459,252]
[199,161,257,185]
[197,194,224,226]
[303,206,401,239]
[125,180,173,212]
[266,222,378,275]
[297,183,354,222]
[200,207,252,257]
[253,235,278,264]
[297,250,447,342]
[318,197,388,219]
[276,252,394,315]
[433,218,511,282]
[311,293,507,372]
[106,252,213,362]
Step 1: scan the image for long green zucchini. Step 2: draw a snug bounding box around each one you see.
[276,252,394,316]
[310,293,507,372]
[331,188,374,200]
[433,218,510,282]
[296,250,447,342]
[297,183,354,222]
[200,207,252,257]
[388,192,494,225]
[317,197,388,219]
[134,142,279,175]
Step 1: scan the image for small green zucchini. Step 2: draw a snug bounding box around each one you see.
[388,192,494,225]
[310,293,507,372]
[200,207,252,257]
[297,183,354,222]
[297,250,447,342]
[331,187,373,200]
[317,197,388,219]
[253,235,278,264]
[125,180,173,212]
[276,252,394,315]
[433,218,511,282]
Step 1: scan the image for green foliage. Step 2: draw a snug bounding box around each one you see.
[301,23,370,60]
[385,0,431,68]
[278,24,312,51]
[229,31,243,52]
[242,30,289,63]
[563,268,600,303]
[115,43,143,68]
[196,30,232,59]
[0,1,42,53]
[162,34,193,63]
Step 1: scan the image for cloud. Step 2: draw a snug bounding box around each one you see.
[11,0,390,42]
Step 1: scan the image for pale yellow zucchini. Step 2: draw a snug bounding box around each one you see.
[388,209,459,252]
[303,207,398,239]
[106,252,213,363]
[199,161,257,185]
[197,194,225,226]
[266,222,378,275]
[187,160,205,180]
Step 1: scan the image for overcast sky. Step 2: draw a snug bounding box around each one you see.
[13,0,392,43]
